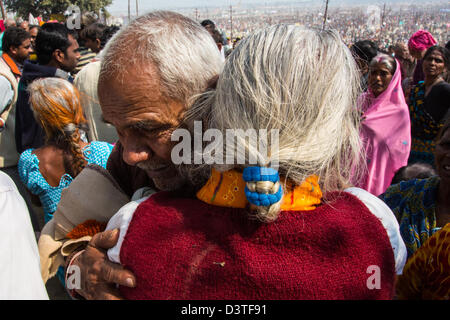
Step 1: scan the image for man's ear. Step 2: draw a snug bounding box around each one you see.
[9,46,18,56]
[53,48,65,64]
[95,38,101,50]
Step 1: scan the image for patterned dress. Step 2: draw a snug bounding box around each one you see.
[408,81,445,166]
[18,141,114,223]
[379,176,441,259]
[396,223,450,300]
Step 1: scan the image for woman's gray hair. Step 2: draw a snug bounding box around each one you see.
[187,25,363,222]
[369,53,397,74]
[27,77,80,125]
[100,11,223,105]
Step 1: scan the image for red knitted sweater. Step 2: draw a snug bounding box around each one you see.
[119,191,396,300]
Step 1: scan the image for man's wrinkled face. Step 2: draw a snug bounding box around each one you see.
[98,67,188,191]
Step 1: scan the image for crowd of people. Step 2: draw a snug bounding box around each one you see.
[206,4,448,52]
[0,9,448,300]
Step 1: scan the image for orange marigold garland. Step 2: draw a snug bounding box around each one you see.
[66,219,107,240]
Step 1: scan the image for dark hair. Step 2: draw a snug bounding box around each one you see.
[35,23,75,65]
[391,163,437,185]
[423,45,450,69]
[100,25,120,49]
[201,19,215,28]
[80,23,120,50]
[29,25,39,31]
[446,41,450,51]
[2,27,30,53]
[351,40,378,64]
[210,28,223,45]
[80,23,106,42]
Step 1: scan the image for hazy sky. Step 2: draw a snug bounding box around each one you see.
[107,0,437,14]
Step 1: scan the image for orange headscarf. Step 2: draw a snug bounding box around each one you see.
[197,168,322,211]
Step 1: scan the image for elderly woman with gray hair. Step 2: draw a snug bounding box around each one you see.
[356,53,411,196]
[105,25,406,299]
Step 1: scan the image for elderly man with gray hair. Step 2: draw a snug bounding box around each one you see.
[36,11,222,300]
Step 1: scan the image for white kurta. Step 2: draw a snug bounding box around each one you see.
[0,171,49,300]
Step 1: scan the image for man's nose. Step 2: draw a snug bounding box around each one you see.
[121,138,151,166]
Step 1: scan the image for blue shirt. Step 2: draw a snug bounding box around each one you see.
[18,141,114,223]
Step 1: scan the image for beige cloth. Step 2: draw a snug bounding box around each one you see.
[0,58,20,168]
[37,164,130,283]
[74,61,118,143]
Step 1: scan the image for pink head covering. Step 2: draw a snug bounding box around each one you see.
[357,58,411,196]
[0,20,5,33]
[408,30,437,52]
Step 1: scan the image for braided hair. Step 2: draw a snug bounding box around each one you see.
[244,172,283,222]
[28,78,89,177]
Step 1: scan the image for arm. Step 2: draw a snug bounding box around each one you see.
[17,150,43,204]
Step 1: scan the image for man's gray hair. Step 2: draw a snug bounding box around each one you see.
[100,11,223,105]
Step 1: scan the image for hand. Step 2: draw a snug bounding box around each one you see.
[72,229,136,300]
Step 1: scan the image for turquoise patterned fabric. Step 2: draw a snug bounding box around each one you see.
[379,176,441,258]
[18,141,114,223]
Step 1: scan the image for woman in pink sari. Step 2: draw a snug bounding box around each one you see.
[358,53,411,196]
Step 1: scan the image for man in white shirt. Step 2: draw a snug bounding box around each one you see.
[0,171,48,299]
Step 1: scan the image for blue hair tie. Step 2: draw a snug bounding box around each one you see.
[243,167,282,206]
[243,167,279,183]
